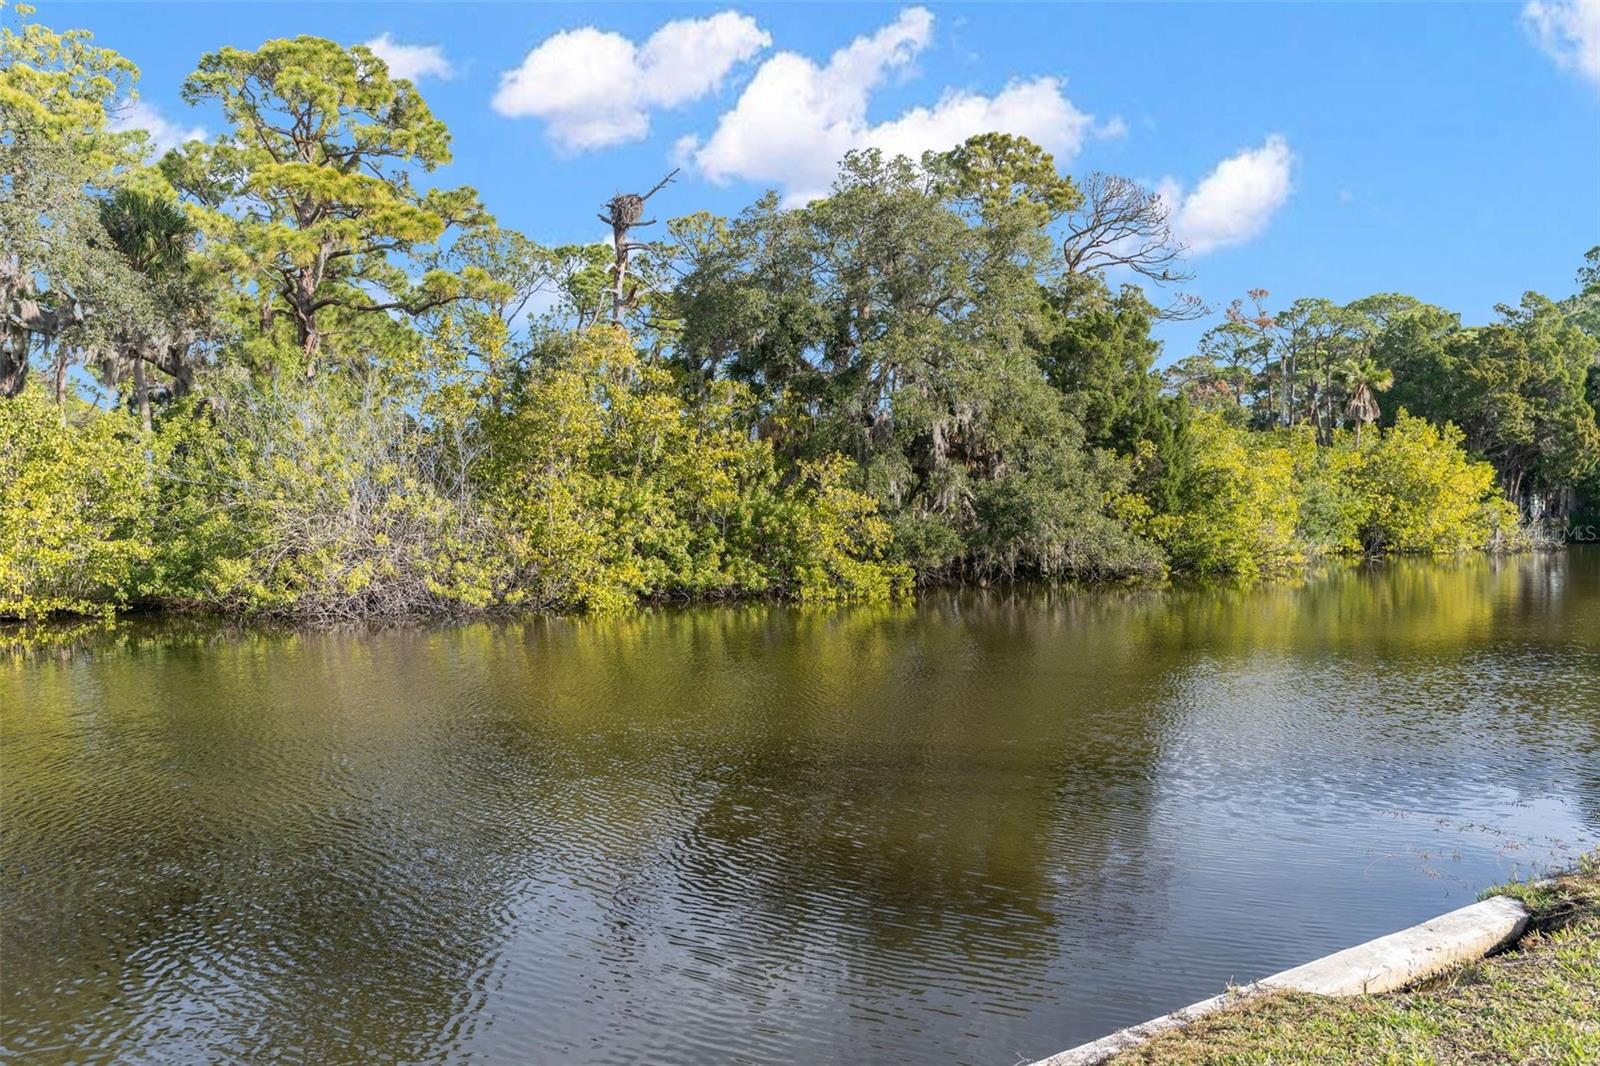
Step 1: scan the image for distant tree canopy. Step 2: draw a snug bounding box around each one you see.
[1168,276,1600,523]
[3,8,1594,620]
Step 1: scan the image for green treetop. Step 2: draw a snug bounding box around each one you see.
[167,35,492,379]
[1,3,151,396]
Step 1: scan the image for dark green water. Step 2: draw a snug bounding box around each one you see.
[3,551,1598,1064]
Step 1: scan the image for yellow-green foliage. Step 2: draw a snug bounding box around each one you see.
[0,390,150,619]
[1354,412,1521,554]
[1,335,908,621]
[0,381,1527,620]
[1291,414,1520,557]
[0,3,140,161]
[482,328,908,611]
[148,387,505,620]
[1158,412,1301,577]
[1153,413,1523,577]
[1289,425,1370,556]
[766,455,912,603]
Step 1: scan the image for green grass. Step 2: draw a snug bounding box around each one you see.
[1108,858,1600,1065]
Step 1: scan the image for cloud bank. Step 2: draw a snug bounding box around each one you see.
[488,5,1293,250]
[109,99,206,158]
[686,7,1095,203]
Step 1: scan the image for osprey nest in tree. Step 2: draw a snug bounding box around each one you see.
[605,193,647,228]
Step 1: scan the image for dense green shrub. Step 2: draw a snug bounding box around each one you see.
[0,390,150,618]
[480,328,908,611]
[0,377,1531,618]
[145,385,506,620]
[1148,413,1523,578]
[1155,412,1302,577]
[1353,413,1522,554]
[1288,426,1369,556]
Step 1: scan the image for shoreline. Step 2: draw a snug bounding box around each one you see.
[1030,859,1598,1065]
[3,544,1584,634]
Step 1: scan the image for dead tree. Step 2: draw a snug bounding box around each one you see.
[1062,172,1205,321]
[598,169,677,326]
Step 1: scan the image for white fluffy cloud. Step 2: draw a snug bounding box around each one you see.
[869,78,1092,170]
[1521,0,1600,86]
[689,7,1096,203]
[493,11,771,151]
[1157,135,1294,255]
[108,99,206,158]
[364,33,454,82]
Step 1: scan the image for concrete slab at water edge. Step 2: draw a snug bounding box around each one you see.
[1024,992,1245,1066]
[1027,895,1531,1066]
[1259,894,1529,996]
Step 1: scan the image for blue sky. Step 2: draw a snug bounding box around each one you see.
[59,1,1600,360]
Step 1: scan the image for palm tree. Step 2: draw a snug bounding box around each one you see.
[100,189,192,276]
[1339,356,1394,446]
[98,190,194,429]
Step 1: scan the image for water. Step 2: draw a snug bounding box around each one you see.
[3,551,1598,1065]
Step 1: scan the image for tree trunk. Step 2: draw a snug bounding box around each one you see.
[53,342,69,405]
[610,227,628,326]
[133,355,152,432]
[1287,349,1297,424]
[293,271,323,378]
[600,171,676,329]
[0,345,27,398]
[298,319,322,379]
[1279,354,1290,425]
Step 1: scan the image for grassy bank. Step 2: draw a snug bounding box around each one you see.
[1107,857,1600,1065]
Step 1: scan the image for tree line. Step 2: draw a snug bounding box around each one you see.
[3,8,1597,620]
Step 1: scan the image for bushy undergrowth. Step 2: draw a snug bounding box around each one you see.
[2,330,921,621]
[0,392,149,618]
[1139,411,1519,579]
[1,360,1522,621]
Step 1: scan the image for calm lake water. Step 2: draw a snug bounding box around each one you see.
[3,550,1598,1064]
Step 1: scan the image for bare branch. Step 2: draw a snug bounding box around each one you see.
[1062,172,1204,319]
[598,169,680,326]
[639,168,679,203]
